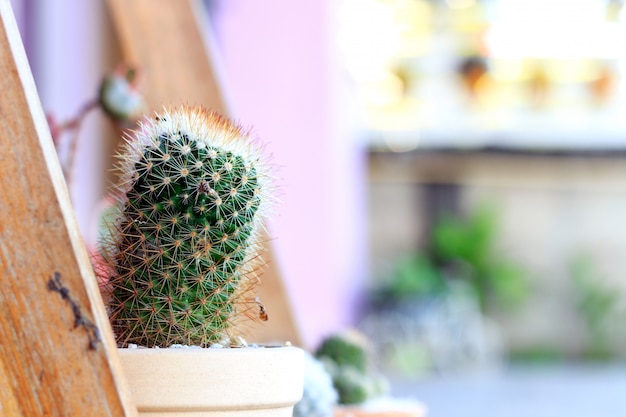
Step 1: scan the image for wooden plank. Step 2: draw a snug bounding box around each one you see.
[106,0,302,345]
[106,0,225,114]
[0,1,136,415]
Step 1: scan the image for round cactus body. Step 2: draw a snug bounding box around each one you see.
[100,106,270,347]
[315,330,389,406]
[315,330,371,373]
[98,66,146,123]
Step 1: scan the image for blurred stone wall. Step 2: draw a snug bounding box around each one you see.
[368,150,626,358]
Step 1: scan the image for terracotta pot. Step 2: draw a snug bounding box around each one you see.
[119,346,304,416]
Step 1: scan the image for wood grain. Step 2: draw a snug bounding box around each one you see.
[106,0,302,346]
[106,0,225,114]
[0,1,136,415]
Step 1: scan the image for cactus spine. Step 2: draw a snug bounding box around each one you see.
[100,105,270,347]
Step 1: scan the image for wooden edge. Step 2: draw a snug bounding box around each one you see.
[0,1,136,415]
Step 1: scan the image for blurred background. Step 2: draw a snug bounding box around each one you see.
[9,0,626,415]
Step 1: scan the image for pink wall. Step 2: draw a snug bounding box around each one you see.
[209,0,367,349]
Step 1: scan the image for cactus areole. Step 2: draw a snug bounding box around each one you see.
[100,106,270,348]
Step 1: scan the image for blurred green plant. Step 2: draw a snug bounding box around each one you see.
[508,347,566,364]
[432,205,527,311]
[375,204,527,313]
[570,254,620,360]
[381,253,447,300]
[315,330,388,406]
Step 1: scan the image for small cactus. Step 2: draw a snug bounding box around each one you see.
[327,364,371,405]
[315,330,371,373]
[98,64,146,124]
[99,105,271,347]
[315,330,388,405]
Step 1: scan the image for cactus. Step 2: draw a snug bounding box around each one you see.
[99,105,271,347]
[98,64,146,124]
[315,330,371,373]
[325,363,371,405]
[315,330,388,405]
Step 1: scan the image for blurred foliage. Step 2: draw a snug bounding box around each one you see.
[508,347,566,364]
[570,254,620,360]
[383,253,447,298]
[375,204,528,313]
[432,205,528,311]
[508,255,624,362]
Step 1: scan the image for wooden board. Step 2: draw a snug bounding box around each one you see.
[106,0,302,345]
[0,1,136,415]
[106,0,225,114]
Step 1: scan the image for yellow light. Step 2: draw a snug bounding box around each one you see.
[360,71,406,107]
[445,0,477,10]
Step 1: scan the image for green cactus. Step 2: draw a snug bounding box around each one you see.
[99,105,271,347]
[315,330,388,405]
[315,330,371,373]
[98,64,146,124]
[329,365,371,405]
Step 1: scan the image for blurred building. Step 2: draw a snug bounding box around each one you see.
[10,0,626,358]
